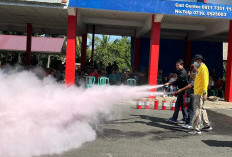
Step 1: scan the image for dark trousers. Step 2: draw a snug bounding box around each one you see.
[172,92,188,121]
[186,93,194,125]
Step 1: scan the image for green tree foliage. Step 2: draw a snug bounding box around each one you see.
[111,37,131,71]
[94,35,112,66]
[90,35,131,71]
[76,34,92,63]
[0,33,131,72]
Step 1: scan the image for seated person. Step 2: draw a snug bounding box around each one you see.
[162,76,169,92]
[215,77,224,98]
[169,73,178,93]
[100,68,107,77]
[121,70,130,85]
[109,69,121,85]
[89,68,101,83]
[169,73,177,83]
[108,69,117,85]
[162,76,169,84]
[115,70,121,85]
[208,76,215,96]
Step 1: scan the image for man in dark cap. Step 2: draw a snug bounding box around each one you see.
[175,63,197,129]
[189,54,212,135]
[165,59,188,123]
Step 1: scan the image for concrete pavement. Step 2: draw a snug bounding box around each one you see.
[43,101,232,157]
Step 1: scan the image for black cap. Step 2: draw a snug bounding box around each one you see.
[193,54,204,61]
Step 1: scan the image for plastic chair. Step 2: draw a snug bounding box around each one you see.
[215,90,218,97]
[86,76,95,88]
[157,78,162,84]
[98,77,110,85]
[210,90,216,96]
[127,79,136,86]
[221,90,224,98]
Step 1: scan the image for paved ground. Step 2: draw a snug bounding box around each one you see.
[44,99,232,157]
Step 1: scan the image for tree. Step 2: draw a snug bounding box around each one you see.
[94,35,112,66]
[93,35,131,71]
[111,37,132,71]
[76,34,92,63]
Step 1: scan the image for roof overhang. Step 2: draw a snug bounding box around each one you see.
[0,0,230,43]
[76,8,230,42]
[0,0,68,35]
[0,34,65,54]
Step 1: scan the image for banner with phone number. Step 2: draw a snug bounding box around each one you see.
[69,0,232,19]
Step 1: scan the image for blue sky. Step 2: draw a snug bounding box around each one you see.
[87,34,123,45]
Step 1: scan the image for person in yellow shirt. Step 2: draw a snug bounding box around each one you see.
[189,54,213,135]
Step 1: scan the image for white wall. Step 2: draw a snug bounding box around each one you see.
[223,42,228,60]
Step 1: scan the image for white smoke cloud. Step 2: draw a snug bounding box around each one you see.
[0,68,163,157]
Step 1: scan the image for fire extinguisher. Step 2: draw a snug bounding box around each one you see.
[171,100,175,111]
[145,99,150,109]
[183,94,189,109]
[137,99,142,109]
[162,100,167,110]
[154,99,159,110]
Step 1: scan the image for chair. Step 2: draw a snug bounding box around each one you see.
[86,76,95,88]
[217,89,224,98]
[209,90,216,96]
[157,78,162,84]
[98,77,110,85]
[221,90,224,98]
[215,89,218,97]
[127,79,136,86]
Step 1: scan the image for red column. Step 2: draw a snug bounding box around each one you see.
[225,20,232,102]
[148,14,161,89]
[81,33,87,71]
[184,35,192,69]
[204,0,207,3]
[91,25,95,65]
[133,37,140,71]
[65,14,77,85]
[26,23,32,66]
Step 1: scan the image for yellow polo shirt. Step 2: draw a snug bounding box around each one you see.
[194,63,209,95]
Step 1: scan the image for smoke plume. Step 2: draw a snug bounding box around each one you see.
[0,69,163,157]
